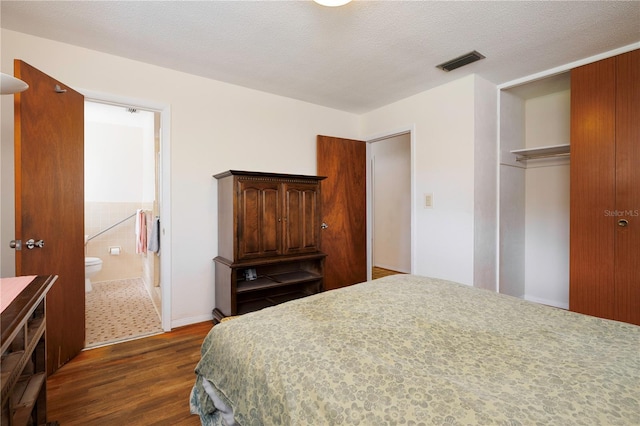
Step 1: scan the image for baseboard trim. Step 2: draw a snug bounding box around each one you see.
[373,264,410,274]
[171,313,213,329]
[524,295,568,310]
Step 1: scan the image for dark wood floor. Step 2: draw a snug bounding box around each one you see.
[372,266,403,280]
[47,321,213,425]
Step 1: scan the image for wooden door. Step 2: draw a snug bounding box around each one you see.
[570,50,640,326]
[14,60,85,374]
[317,135,367,290]
[237,179,281,260]
[282,182,321,256]
[614,49,640,325]
[569,57,617,319]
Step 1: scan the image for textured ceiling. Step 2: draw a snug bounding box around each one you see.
[2,1,639,113]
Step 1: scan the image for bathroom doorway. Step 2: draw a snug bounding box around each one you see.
[83,100,163,348]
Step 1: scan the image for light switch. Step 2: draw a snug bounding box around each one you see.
[424,193,433,209]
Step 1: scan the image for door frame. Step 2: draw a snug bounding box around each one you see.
[81,89,172,332]
[364,125,416,279]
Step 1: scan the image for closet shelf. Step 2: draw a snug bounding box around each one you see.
[511,144,570,162]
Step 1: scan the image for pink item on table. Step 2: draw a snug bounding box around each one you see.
[1,275,37,313]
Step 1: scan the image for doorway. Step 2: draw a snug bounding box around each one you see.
[367,130,413,279]
[83,95,171,346]
[83,100,162,347]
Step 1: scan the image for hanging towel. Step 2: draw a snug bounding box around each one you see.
[148,216,161,255]
[135,209,141,245]
[136,209,147,254]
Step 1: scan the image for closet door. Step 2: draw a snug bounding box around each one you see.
[569,57,616,320]
[570,50,640,326]
[614,50,640,325]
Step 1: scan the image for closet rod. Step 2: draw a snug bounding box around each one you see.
[515,152,571,162]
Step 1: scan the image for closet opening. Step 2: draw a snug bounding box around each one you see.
[498,72,571,309]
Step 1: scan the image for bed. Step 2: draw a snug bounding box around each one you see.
[190,274,640,425]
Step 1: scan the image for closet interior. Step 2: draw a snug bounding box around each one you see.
[499,72,571,309]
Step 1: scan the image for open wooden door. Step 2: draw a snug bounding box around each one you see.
[14,60,85,374]
[317,135,367,290]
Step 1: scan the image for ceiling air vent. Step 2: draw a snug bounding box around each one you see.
[436,51,485,72]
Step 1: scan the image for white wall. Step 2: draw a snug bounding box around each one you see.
[85,102,156,203]
[473,76,498,290]
[361,75,484,286]
[371,134,411,273]
[1,29,359,326]
[524,165,569,307]
[2,30,502,323]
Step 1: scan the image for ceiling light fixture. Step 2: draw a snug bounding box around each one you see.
[0,73,29,95]
[313,0,352,7]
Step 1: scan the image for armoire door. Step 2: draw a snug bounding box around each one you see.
[236,179,281,260]
[282,182,321,256]
[570,49,639,326]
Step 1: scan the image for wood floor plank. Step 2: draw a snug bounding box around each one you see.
[47,321,213,425]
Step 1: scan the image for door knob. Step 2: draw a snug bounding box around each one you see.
[25,239,45,249]
[9,240,22,250]
[321,222,329,230]
[618,219,629,227]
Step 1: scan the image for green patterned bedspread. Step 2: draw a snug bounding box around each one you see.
[191,274,640,425]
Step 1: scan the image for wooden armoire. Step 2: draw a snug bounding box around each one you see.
[213,170,326,323]
[570,49,639,325]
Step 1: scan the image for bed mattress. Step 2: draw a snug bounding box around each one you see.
[191,274,640,425]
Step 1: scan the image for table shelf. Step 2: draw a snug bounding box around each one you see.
[1,275,56,426]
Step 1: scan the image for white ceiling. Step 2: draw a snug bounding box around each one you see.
[2,1,639,113]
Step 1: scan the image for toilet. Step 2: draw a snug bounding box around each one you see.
[85,257,103,292]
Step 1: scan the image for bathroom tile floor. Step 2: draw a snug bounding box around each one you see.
[85,277,162,348]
